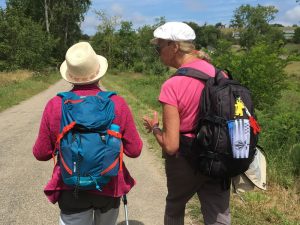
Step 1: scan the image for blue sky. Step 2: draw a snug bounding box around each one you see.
[1,0,300,35]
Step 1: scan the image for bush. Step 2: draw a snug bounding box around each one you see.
[0,8,55,71]
[259,110,300,187]
[212,41,286,110]
[146,61,169,76]
[133,62,145,73]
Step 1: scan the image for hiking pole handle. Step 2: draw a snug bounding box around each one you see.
[122,194,128,205]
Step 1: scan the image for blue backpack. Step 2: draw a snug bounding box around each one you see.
[54,91,123,191]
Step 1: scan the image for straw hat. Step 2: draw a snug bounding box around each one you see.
[60,42,108,85]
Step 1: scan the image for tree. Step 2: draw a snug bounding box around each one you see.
[230,4,278,48]
[0,7,55,70]
[91,10,121,69]
[271,23,284,27]
[294,27,300,43]
[6,0,91,59]
[186,22,221,48]
[115,21,138,69]
[212,41,286,110]
[185,22,202,49]
[215,22,225,28]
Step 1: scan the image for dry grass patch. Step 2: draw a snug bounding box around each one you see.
[0,70,60,111]
[0,70,33,87]
[285,61,300,77]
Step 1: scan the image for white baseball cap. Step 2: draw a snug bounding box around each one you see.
[151,22,196,44]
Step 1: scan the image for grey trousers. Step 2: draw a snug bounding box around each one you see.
[164,154,231,225]
[58,191,120,225]
[59,208,119,225]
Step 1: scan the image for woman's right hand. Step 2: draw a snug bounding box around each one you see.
[142,111,159,133]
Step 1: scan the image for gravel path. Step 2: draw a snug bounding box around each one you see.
[0,80,193,225]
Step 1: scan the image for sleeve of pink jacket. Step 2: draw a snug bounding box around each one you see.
[33,99,58,161]
[111,95,143,158]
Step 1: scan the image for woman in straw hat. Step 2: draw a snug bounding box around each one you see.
[143,22,230,225]
[33,42,143,225]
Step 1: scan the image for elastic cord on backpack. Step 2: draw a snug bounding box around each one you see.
[73,153,82,199]
[54,121,77,173]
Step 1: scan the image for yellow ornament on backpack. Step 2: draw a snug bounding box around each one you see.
[235,97,245,117]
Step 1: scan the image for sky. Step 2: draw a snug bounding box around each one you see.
[1,0,300,35]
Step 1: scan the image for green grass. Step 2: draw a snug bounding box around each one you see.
[101,72,166,159]
[0,70,61,112]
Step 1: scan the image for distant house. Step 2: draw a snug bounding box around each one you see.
[283,29,295,40]
[232,31,240,39]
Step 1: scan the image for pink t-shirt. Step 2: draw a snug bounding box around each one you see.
[159,59,215,136]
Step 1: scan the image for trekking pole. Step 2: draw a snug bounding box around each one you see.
[122,195,129,225]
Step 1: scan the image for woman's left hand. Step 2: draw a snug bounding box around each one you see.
[142,111,159,133]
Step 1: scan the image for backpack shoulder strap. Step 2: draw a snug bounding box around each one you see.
[97,91,117,99]
[174,67,212,81]
[57,91,79,100]
[175,67,231,86]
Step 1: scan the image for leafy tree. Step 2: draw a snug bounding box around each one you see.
[185,22,202,49]
[0,7,55,70]
[212,41,286,110]
[271,23,284,27]
[91,10,121,69]
[231,4,279,49]
[136,24,168,75]
[115,21,138,69]
[215,22,224,28]
[265,27,285,45]
[186,22,220,48]
[6,0,91,59]
[294,27,300,43]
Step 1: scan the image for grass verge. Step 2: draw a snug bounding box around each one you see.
[0,70,61,112]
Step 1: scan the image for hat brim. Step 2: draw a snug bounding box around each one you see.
[150,38,159,44]
[244,149,267,190]
[60,55,108,85]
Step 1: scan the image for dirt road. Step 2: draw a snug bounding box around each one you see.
[0,80,193,225]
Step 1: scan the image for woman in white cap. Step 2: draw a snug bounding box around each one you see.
[143,22,230,225]
[33,42,143,225]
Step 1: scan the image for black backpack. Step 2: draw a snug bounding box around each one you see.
[175,67,260,178]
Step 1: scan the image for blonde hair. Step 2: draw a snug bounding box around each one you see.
[177,41,211,63]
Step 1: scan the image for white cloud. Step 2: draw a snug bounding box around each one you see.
[80,15,99,35]
[131,12,147,24]
[285,5,300,22]
[111,3,123,16]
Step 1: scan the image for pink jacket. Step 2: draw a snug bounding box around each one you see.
[33,84,143,204]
